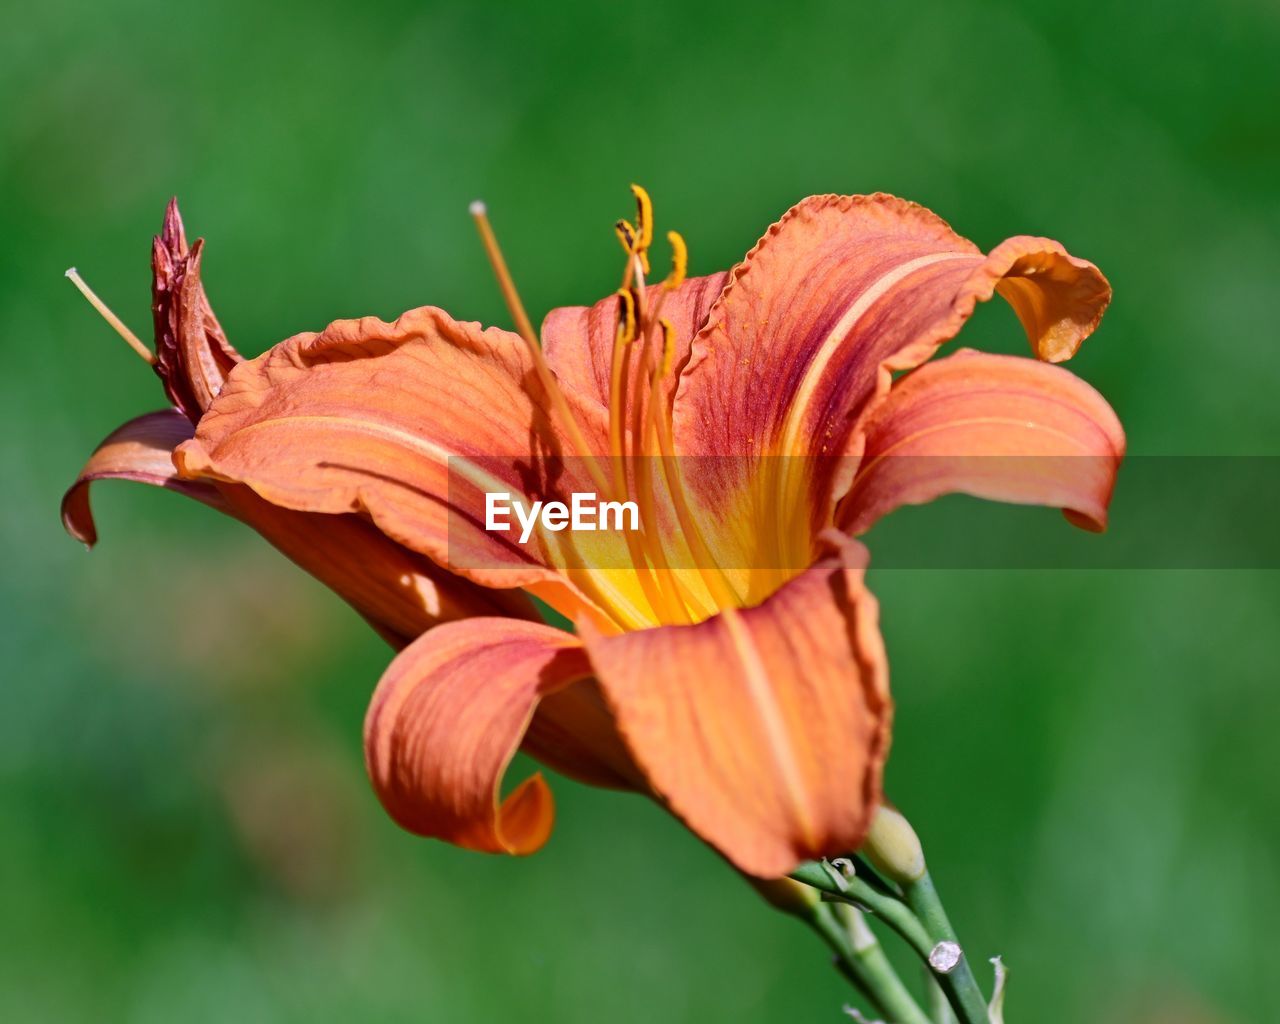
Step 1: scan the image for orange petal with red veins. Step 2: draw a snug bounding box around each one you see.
[173,307,613,627]
[63,411,531,641]
[62,409,228,546]
[581,535,891,878]
[523,677,645,791]
[364,619,596,854]
[671,194,1111,570]
[216,485,536,646]
[542,272,730,415]
[839,349,1126,534]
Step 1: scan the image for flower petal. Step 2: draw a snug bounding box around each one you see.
[64,411,529,639]
[581,535,891,878]
[61,409,228,547]
[523,676,645,791]
[174,307,615,627]
[671,194,1111,572]
[838,349,1126,534]
[542,272,730,412]
[364,618,597,854]
[217,485,536,646]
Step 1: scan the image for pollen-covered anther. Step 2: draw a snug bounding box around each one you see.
[616,217,650,276]
[630,183,654,250]
[664,230,688,291]
[615,219,638,256]
[658,318,677,377]
[615,288,637,344]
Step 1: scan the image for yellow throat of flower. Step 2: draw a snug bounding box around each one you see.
[470,186,756,633]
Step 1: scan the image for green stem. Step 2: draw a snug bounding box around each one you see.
[926,969,958,1024]
[808,903,932,1024]
[901,872,989,1024]
[793,862,991,1024]
[790,861,934,959]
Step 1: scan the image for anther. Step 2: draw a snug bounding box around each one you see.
[65,268,156,366]
[615,219,638,256]
[659,317,676,377]
[615,288,637,344]
[630,184,654,250]
[664,230,687,291]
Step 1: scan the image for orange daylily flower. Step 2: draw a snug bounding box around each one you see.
[63,200,536,646]
[166,190,1124,877]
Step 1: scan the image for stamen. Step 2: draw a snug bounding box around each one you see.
[658,317,676,378]
[615,288,636,345]
[617,192,738,614]
[607,306,636,499]
[630,184,654,251]
[664,231,687,291]
[605,287,687,623]
[65,268,156,366]
[649,336,743,611]
[614,219,638,257]
[469,201,611,498]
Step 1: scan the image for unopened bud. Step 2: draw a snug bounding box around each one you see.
[862,805,926,884]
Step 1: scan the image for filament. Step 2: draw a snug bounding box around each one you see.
[65,268,155,366]
[469,201,611,498]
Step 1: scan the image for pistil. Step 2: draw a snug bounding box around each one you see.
[65,268,156,366]
[469,201,612,500]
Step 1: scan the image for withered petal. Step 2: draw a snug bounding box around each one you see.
[151,198,241,422]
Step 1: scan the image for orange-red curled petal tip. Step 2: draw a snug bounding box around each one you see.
[61,409,228,547]
[363,618,593,856]
[982,236,1111,363]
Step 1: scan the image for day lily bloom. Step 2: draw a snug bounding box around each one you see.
[63,201,533,647]
[165,189,1124,877]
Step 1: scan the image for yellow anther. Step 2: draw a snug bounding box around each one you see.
[659,317,676,377]
[615,219,638,256]
[630,184,654,251]
[615,288,637,344]
[664,230,687,291]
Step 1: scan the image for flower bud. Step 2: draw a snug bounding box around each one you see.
[862,805,926,884]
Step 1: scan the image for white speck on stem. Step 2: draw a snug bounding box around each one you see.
[928,940,963,974]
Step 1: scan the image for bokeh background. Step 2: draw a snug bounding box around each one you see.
[3,1,1278,1020]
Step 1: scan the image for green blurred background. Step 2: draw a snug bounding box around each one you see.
[3,1,1278,1020]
